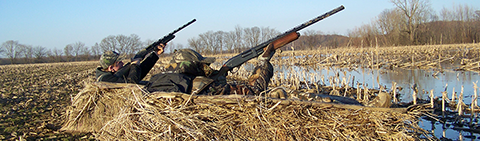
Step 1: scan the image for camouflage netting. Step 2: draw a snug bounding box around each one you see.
[61,82,430,140]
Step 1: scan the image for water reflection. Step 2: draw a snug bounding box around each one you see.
[270,64,480,140]
[273,65,480,104]
[214,58,480,140]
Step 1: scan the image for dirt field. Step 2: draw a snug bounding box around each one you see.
[0,62,98,140]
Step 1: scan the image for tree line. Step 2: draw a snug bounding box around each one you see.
[188,26,280,55]
[347,0,480,47]
[0,26,309,65]
[1,0,479,65]
[0,34,144,65]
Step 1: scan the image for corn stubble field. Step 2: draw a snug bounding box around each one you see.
[0,43,479,140]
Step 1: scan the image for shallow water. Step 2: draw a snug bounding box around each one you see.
[213,57,480,140]
[273,64,480,140]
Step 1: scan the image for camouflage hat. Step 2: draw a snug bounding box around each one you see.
[170,49,216,64]
[99,51,125,68]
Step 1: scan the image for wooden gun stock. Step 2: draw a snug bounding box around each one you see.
[271,32,300,50]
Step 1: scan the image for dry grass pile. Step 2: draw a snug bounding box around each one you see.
[61,82,431,140]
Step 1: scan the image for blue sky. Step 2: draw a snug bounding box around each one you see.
[1,0,479,52]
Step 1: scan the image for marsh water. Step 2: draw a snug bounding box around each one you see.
[214,53,480,140]
[273,64,480,140]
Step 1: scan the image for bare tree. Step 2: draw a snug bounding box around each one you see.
[46,48,54,62]
[243,27,261,48]
[99,34,142,57]
[80,45,91,61]
[1,40,24,64]
[188,37,201,52]
[64,44,73,61]
[91,43,101,57]
[21,45,33,63]
[52,48,64,62]
[0,45,4,55]
[234,25,244,53]
[187,26,280,54]
[198,31,216,54]
[242,26,279,50]
[225,31,236,53]
[377,8,403,46]
[440,7,453,21]
[33,46,47,63]
[438,4,479,44]
[475,10,480,20]
[348,22,380,47]
[260,27,280,43]
[220,25,245,53]
[72,41,85,61]
[302,30,320,50]
[454,5,477,43]
[127,34,142,55]
[117,34,142,55]
[46,48,62,62]
[213,31,226,54]
[64,41,85,61]
[99,35,117,52]
[346,2,478,47]
[475,10,480,42]
[390,0,432,45]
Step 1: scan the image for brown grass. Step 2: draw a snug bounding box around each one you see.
[62,82,430,140]
[3,43,478,140]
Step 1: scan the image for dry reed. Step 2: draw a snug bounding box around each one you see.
[61,82,432,140]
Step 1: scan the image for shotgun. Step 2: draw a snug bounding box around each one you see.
[134,19,196,59]
[211,5,345,79]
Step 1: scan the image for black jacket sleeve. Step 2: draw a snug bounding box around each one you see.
[95,51,159,83]
[138,52,159,80]
[96,63,142,83]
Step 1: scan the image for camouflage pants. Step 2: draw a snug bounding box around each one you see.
[166,59,274,96]
[205,60,274,96]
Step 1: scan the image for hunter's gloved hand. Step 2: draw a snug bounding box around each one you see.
[259,44,276,61]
